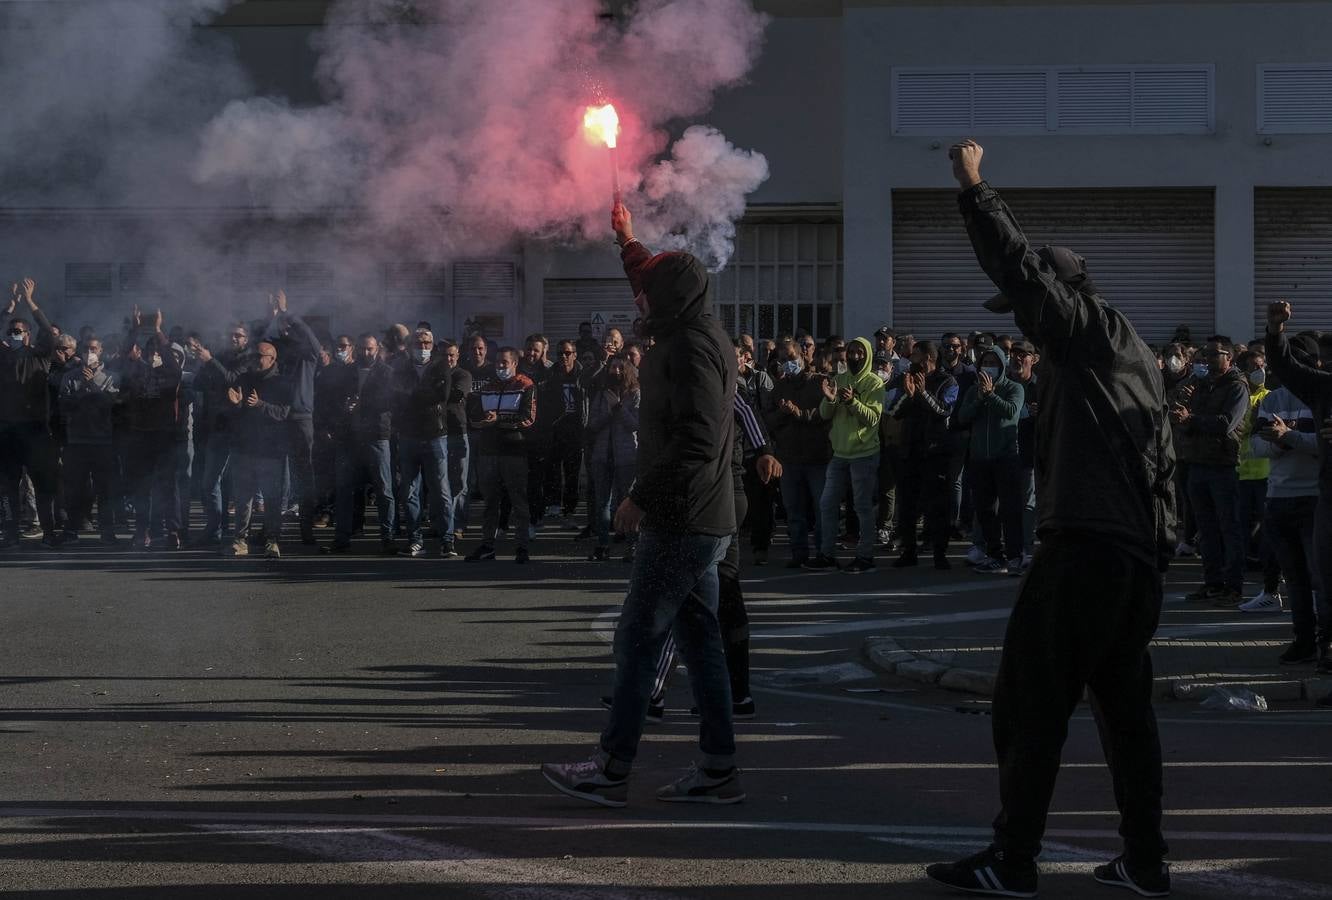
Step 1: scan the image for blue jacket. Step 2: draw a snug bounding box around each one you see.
[956,346,1023,461]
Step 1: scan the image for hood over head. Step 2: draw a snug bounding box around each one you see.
[844,336,874,380]
[640,252,711,336]
[985,245,1098,314]
[976,344,1010,383]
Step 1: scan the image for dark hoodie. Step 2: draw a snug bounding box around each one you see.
[620,241,736,537]
[956,345,1023,461]
[959,181,1176,571]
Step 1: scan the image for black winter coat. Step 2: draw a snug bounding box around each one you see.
[621,241,736,537]
[960,181,1176,571]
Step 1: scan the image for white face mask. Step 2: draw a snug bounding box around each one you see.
[1165,356,1185,374]
[336,349,352,364]
[7,332,25,349]
[412,347,431,364]
[150,353,163,368]
[783,359,803,376]
[835,361,848,375]
[495,367,514,381]
[84,352,100,368]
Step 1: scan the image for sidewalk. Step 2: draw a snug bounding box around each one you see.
[863,632,1332,704]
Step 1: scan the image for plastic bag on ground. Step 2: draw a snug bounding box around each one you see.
[1199,686,1269,712]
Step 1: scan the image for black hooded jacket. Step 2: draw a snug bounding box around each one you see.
[960,182,1176,571]
[620,241,736,536]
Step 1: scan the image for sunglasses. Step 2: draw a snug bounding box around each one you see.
[560,350,576,356]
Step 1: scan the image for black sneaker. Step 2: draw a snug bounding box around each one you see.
[438,542,458,559]
[515,547,530,564]
[785,557,807,569]
[540,757,628,808]
[466,544,496,562]
[600,695,664,723]
[655,765,745,804]
[1184,584,1222,604]
[1210,588,1243,609]
[1279,641,1318,665]
[588,546,610,561]
[400,542,425,557]
[689,698,755,720]
[892,553,919,569]
[802,554,837,571]
[1093,855,1170,897]
[924,848,1037,898]
[321,542,353,555]
[840,556,876,574]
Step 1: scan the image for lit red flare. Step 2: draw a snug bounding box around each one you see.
[583,103,620,149]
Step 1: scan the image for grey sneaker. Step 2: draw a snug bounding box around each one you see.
[541,757,628,808]
[655,765,745,805]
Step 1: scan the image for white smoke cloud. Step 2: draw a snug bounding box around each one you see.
[193,0,770,267]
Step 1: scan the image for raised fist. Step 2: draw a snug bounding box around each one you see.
[1267,300,1292,331]
[948,140,984,188]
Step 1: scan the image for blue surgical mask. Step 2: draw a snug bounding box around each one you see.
[495,367,514,382]
[981,365,1002,380]
[1191,363,1209,379]
[783,359,803,376]
[1247,368,1266,387]
[411,347,431,364]
[336,349,352,364]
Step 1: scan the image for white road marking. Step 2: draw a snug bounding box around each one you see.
[5,808,1330,845]
[198,823,678,899]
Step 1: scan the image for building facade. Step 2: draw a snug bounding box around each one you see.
[3,0,1331,349]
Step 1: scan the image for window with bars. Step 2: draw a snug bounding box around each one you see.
[712,219,842,341]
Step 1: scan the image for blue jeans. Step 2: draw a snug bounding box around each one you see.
[779,461,826,562]
[398,436,452,544]
[201,431,233,542]
[601,529,733,770]
[819,453,879,560]
[335,439,395,544]
[591,461,636,547]
[447,434,469,535]
[1187,463,1244,591]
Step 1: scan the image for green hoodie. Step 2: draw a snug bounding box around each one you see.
[818,336,883,459]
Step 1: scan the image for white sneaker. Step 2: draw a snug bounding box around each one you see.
[1175,541,1196,558]
[965,544,988,566]
[1239,590,1283,613]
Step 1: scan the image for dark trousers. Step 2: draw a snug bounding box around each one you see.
[1237,477,1281,593]
[971,455,1025,562]
[525,444,549,523]
[0,422,57,539]
[63,443,117,538]
[125,432,179,538]
[545,427,584,516]
[896,453,950,556]
[232,453,286,540]
[288,416,316,541]
[992,535,1167,865]
[1187,463,1245,591]
[1264,495,1325,646]
[480,454,530,549]
[741,458,775,552]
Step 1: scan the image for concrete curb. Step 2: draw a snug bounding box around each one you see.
[864,635,1332,703]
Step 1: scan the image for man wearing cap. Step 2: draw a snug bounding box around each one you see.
[925,140,1175,899]
[1171,340,1250,608]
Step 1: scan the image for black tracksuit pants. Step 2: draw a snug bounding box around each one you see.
[991,533,1167,865]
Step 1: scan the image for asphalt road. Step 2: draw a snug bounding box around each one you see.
[3,523,1330,899]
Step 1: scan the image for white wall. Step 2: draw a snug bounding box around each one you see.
[844,1,1332,343]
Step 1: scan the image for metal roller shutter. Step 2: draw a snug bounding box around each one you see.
[1254,188,1332,334]
[542,278,636,345]
[892,188,1215,345]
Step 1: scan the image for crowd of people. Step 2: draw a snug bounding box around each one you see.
[2,265,1330,672]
